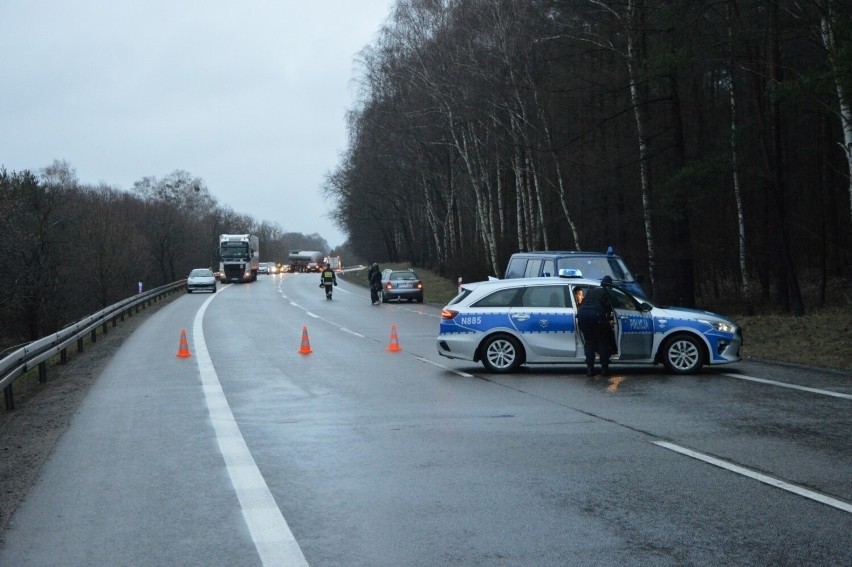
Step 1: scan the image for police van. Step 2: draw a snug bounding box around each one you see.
[504,249,647,298]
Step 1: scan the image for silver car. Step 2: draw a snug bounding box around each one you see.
[437,274,741,374]
[186,268,217,293]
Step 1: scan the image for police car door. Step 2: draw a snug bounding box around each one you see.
[510,284,574,358]
[607,287,654,360]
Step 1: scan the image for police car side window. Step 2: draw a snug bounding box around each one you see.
[608,288,639,311]
[521,286,565,308]
[473,288,521,307]
[525,259,543,277]
[505,259,527,278]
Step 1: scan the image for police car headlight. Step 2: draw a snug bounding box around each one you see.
[700,319,737,333]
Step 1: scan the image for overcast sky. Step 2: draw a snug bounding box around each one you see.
[0,1,395,247]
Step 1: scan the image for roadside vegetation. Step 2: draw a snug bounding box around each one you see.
[328,1,851,318]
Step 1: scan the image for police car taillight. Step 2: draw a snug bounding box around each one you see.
[441,309,458,320]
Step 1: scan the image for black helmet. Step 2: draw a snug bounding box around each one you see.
[372,263,379,269]
[601,275,613,285]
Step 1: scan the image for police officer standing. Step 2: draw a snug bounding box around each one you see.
[576,276,614,376]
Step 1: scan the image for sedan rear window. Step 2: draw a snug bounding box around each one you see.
[390,272,417,281]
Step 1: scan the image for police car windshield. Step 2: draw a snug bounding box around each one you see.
[558,257,632,282]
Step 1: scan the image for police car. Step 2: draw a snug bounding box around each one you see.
[437,271,742,374]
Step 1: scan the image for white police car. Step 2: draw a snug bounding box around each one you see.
[437,272,742,374]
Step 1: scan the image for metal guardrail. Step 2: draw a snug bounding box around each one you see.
[0,279,187,410]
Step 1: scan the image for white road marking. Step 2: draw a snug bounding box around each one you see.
[725,373,852,400]
[653,441,852,514]
[414,355,475,378]
[193,294,309,566]
[339,327,365,338]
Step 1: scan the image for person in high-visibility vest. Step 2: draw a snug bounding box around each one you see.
[319,264,338,300]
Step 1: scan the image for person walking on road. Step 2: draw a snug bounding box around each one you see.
[368,263,382,305]
[319,263,337,299]
[576,276,614,376]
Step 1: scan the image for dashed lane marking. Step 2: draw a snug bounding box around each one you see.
[654,441,852,514]
[724,373,852,400]
[414,355,475,378]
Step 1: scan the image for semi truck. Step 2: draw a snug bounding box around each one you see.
[288,250,323,273]
[218,234,260,283]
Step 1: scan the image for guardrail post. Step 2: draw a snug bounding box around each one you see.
[77,338,84,353]
[39,361,47,383]
[91,329,97,343]
[102,321,108,334]
[61,348,67,365]
[4,385,13,410]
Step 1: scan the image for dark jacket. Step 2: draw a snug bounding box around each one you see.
[577,285,612,322]
[321,268,337,285]
[369,268,382,290]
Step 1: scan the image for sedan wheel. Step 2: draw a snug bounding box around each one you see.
[481,335,523,373]
[662,335,704,374]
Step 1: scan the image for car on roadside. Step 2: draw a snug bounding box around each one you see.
[437,271,741,374]
[381,268,424,303]
[186,268,217,293]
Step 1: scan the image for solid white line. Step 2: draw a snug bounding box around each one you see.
[653,441,852,513]
[724,373,852,400]
[193,294,309,566]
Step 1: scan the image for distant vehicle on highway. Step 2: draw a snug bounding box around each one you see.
[186,268,217,293]
[258,262,270,275]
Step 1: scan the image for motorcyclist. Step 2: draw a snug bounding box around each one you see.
[319,263,337,299]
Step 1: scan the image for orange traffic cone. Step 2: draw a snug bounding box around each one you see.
[177,329,191,358]
[298,326,313,354]
[387,325,402,352]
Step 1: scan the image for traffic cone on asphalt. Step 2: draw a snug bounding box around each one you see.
[177,329,191,358]
[387,325,402,352]
[298,326,313,355]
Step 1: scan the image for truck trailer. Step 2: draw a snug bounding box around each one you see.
[288,250,323,273]
[219,234,260,283]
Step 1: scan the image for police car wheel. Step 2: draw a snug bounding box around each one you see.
[662,334,704,374]
[481,334,523,373]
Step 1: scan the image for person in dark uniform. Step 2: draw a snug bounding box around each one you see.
[319,263,337,299]
[368,263,382,305]
[576,276,614,376]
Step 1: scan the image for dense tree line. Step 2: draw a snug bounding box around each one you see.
[0,161,330,348]
[326,0,851,313]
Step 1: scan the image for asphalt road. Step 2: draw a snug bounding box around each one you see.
[1,273,850,566]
